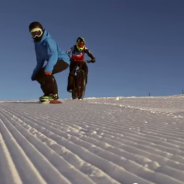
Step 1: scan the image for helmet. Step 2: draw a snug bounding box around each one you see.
[29,21,44,39]
[76,37,85,51]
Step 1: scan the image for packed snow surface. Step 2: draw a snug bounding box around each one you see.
[0,95,184,184]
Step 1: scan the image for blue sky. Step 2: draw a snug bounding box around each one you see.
[0,0,184,100]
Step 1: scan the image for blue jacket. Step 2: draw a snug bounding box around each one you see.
[31,30,70,79]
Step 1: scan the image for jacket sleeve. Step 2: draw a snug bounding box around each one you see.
[31,54,44,79]
[66,46,74,58]
[85,48,96,61]
[44,38,58,73]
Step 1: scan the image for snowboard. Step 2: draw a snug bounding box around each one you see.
[40,99,62,104]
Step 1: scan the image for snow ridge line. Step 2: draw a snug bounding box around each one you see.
[0,107,121,184]
[0,121,23,184]
[33,114,184,164]
[26,107,184,163]
[1,105,184,183]
[0,110,71,184]
[89,101,184,119]
[1,106,157,184]
[0,114,48,184]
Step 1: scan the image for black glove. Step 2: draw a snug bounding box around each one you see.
[31,75,36,81]
[91,58,96,63]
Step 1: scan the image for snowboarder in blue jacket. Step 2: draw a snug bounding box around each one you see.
[29,21,70,101]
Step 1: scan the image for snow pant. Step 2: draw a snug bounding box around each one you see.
[67,61,88,90]
[35,60,68,95]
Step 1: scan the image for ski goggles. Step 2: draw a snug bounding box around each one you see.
[77,42,85,48]
[30,27,43,38]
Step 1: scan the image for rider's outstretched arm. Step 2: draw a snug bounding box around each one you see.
[66,46,74,58]
[85,48,96,62]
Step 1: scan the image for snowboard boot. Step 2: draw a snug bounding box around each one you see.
[40,94,59,101]
[39,94,49,101]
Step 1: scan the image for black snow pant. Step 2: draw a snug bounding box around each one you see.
[67,61,88,90]
[35,60,68,95]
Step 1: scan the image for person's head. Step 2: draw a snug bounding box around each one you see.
[29,21,44,42]
[76,37,85,51]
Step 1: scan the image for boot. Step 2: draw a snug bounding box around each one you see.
[39,94,49,100]
[40,94,59,101]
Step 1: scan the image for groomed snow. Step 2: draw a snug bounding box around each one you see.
[0,95,184,184]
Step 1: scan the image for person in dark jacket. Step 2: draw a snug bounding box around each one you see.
[29,21,70,100]
[66,37,96,92]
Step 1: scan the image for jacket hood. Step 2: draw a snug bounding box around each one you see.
[40,29,51,42]
[34,29,51,44]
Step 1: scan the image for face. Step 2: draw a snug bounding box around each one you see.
[30,27,43,41]
[77,42,85,48]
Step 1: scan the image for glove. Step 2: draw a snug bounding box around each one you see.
[45,71,52,75]
[91,58,96,63]
[31,75,36,81]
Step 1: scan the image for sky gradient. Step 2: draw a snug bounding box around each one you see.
[0,0,184,100]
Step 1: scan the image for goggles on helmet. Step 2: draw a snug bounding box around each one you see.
[30,27,43,38]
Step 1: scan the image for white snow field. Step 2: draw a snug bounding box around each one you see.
[0,95,184,184]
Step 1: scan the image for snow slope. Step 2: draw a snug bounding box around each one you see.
[0,95,184,184]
